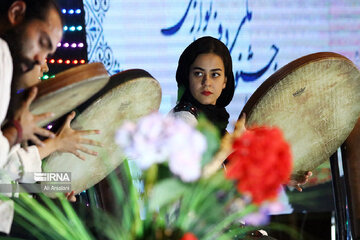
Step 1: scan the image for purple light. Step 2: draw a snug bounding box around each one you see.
[47,124,53,130]
[57,42,84,48]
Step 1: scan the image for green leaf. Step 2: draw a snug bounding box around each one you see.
[149,178,188,211]
[196,115,221,167]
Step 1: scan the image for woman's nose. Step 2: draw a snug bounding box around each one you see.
[202,74,210,86]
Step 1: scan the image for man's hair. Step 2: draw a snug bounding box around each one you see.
[0,0,63,25]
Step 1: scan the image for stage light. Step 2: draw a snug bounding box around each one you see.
[69,26,76,31]
[63,26,68,31]
[47,59,86,65]
[58,42,84,48]
[62,8,82,15]
[43,75,49,80]
[76,26,83,31]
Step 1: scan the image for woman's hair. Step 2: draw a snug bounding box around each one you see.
[176,36,235,108]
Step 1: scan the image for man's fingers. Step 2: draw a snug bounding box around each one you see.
[24,87,38,108]
[65,191,76,202]
[71,150,86,161]
[65,111,76,126]
[34,112,54,123]
[34,127,55,138]
[77,129,101,136]
[29,135,44,147]
[77,145,98,156]
[79,138,103,147]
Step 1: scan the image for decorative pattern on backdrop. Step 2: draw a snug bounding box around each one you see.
[84,0,121,75]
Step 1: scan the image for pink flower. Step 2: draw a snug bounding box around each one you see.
[115,112,206,181]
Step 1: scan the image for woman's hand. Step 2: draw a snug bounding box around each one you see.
[288,171,313,192]
[233,113,247,137]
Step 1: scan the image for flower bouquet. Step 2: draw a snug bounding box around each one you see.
[4,112,297,240]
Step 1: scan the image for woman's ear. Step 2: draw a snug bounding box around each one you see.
[8,1,26,26]
[222,76,227,89]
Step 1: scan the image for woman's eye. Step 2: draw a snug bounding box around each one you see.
[212,72,220,78]
[194,71,203,77]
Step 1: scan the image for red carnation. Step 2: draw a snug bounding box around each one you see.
[225,126,292,204]
[180,232,198,240]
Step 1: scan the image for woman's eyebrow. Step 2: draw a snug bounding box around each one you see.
[192,67,205,71]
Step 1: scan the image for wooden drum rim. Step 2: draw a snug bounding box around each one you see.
[240,52,354,119]
[35,62,109,99]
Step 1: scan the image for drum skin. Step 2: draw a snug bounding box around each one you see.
[240,52,360,175]
[42,69,162,197]
[31,62,110,126]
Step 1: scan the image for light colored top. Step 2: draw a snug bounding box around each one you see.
[0,37,14,234]
[169,109,198,127]
[0,38,12,165]
[0,38,42,234]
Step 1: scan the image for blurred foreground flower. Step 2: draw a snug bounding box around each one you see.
[7,113,299,240]
[115,112,206,182]
[226,126,292,204]
[180,232,198,240]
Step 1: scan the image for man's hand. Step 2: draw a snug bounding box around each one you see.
[5,87,55,147]
[54,111,102,160]
[65,190,77,202]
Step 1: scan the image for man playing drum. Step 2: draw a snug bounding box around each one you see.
[0,0,100,235]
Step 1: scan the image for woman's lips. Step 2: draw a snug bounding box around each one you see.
[201,91,212,96]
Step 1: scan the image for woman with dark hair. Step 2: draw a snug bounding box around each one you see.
[171,36,235,136]
[171,36,311,191]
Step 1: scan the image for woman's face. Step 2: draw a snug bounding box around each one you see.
[189,53,227,105]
